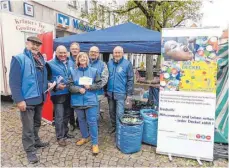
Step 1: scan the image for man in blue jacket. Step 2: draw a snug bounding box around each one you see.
[107,46,134,134]
[68,42,80,131]
[47,45,73,147]
[89,46,108,121]
[9,36,49,163]
[69,42,80,68]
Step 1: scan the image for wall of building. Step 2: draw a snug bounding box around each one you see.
[8,0,117,38]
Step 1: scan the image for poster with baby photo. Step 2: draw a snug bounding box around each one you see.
[161,36,219,62]
[160,28,221,92]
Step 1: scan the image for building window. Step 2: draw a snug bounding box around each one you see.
[113,14,115,25]
[108,11,111,25]
[92,0,97,9]
[85,0,89,14]
[68,0,77,9]
[80,0,88,14]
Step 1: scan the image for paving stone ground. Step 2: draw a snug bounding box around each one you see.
[1,99,228,167]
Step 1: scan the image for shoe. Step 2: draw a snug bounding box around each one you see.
[27,151,39,164]
[92,145,99,155]
[64,133,75,139]
[58,139,67,146]
[76,138,90,146]
[108,127,115,134]
[34,141,49,149]
[70,124,76,131]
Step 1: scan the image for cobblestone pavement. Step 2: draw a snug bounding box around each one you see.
[1,100,228,167]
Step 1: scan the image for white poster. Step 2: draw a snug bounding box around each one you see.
[156,28,220,161]
[157,91,216,161]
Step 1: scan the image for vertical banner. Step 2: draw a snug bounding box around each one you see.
[38,32,54,122]
[156,28,220,161]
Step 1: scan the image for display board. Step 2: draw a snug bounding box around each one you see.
[157,28,221,161]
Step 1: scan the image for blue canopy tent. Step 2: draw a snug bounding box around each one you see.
[54,22,161,54]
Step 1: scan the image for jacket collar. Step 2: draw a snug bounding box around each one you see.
[69,53,76,62]
[23,48,33,59]
[113,57,124,64]
[23,48,43,60]
[90,58,99,64]
[78,66,89,71]
[55,56,69,64]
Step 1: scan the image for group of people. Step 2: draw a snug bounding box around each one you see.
[9,36,134,163]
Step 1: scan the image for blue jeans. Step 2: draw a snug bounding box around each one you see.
[75,106,98,145]
[108,99,125,128]
[97,100,100,121]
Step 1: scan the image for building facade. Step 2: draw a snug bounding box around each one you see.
[1,0,150,69]
[1,0,118,38]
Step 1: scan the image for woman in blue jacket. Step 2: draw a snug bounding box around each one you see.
[69,52,102,155]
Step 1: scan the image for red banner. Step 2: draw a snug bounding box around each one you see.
[38,32,54,122]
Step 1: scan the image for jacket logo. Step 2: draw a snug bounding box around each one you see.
[117,67,123,73]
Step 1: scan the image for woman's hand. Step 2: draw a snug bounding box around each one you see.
[79,88,86,94]
[57,83,66,90]
[84,85,91,90]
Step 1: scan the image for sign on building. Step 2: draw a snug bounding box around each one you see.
[56,13,96,33]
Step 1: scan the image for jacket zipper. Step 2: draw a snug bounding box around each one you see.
[31,56,40,97]
[41,58,44,101]
[61,62,68,78]
[112,65,117,97]
[30,64,33,74]
[83,70,84,106]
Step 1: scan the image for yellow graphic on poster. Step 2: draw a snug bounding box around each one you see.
[179,61,217,93]
[160,61,217,93]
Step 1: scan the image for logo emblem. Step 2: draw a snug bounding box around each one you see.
[117,67,123,73]
[201,135,205,139]
[57,13,70,28]
[206,135,211,140]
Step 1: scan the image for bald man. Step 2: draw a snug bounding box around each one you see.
[47,45,73,146]
[89,46,108,122]
[107,46,134,134]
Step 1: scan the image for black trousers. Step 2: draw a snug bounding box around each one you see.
[52,95,71,140]
[69,108,75,126]
[20,103,43,153]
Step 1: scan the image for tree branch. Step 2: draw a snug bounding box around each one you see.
[166,5,181,18]
[113,6,138,14]
[162,7,167,27]
[172,16,187,27]
[133,1,149,17]
[157,20,162,28]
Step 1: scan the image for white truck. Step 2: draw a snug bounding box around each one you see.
[0,11,55,96]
